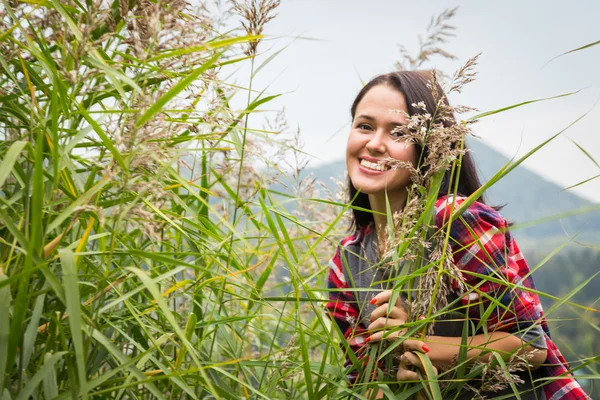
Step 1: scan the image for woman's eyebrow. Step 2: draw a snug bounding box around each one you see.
[355,114,405,126]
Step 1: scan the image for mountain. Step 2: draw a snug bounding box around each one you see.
[292,138,600,251]
[467,139,598,238]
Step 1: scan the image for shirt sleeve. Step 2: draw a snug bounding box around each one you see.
[324,244,371,383]
[519,324,547,349]
[434,196,547,349]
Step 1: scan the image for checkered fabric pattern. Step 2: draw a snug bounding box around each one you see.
[325,195,589,399]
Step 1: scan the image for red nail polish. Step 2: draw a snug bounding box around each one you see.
[365,337,371,343]
[370,298,377,305]
[422,344,430,353]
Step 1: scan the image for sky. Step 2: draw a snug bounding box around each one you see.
[231,0,600,202]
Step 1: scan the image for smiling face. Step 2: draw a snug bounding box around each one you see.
[346,84,418,206]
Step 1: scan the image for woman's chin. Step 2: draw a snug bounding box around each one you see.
[352,185,384,196]
[351,176,391,195]
[350,181,375,195]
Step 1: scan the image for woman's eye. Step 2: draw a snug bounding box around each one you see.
[357,123,372,131]
[391,126,409,137]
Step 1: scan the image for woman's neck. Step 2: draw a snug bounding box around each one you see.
[368,190,408,243]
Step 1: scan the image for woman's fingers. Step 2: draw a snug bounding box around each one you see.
[396,364,418,381]
[399,351,422,369]
[370,290,404,307]
[401,352,438,376]
[397,352,419,381]
[402,339,430,354]
[369,303,407,322]
[396,351,438,382]
[366,325,406,343]
[367,314,405,331]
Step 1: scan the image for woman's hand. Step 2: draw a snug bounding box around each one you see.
[398,350,439,400]
[396,350,438,382]
[367,289,409,343]
[367,290,428,350]
[367,290,436,386]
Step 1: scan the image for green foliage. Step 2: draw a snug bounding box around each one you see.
[0,1,597,399]
[0,1,343,398]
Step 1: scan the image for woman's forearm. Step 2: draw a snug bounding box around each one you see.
[423,332,547,370]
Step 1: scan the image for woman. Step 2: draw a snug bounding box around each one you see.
[325,71,589,399]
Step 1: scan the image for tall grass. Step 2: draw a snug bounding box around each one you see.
[0,1,598,399]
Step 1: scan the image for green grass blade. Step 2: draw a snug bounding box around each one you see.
[146,34,261,62]
[545,271,600,316]
[295,308,314,399]
[490,352,522,400]
[88,328,166,400]
[16,351,67,400]
[561,174,600,192]
[59,249,88,397]
[468,90,582,121]
[543,39,600,67]
[448,110,590,225]
[174,312,197,369]
[21,292,45,370]
[0,141,27,189]
[7,126,45,384]
[136,51,222,128]
[568,137,600,170]
[126,267,218,395]
[47,177,110,232]
[0,270,9,394]
[15,352,67,400]
[41,353,59,399]
[75,103,128,173]
[415,352,442,400]
[98,266,186,314]
[48,0,82,40]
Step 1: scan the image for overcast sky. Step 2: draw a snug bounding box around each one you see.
[233,0,600,202]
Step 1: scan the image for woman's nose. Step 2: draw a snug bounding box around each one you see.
[365,129,386,154]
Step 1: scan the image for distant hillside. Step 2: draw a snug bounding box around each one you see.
[290,138,600,249]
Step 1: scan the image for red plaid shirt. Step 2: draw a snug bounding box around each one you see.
[325,195,589,399]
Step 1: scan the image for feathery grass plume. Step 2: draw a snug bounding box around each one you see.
[373,60,478,341]
[125,0,212,58]
[459,351,538,398]
[97,0,217,241]
[230,0,281,56]
[396,6,459,77]
[447,53,481,94]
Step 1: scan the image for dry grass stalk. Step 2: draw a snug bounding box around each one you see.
[374,57,480,335]
[463,351,537,398]
[230,0,281,56]
[396,7,459,77]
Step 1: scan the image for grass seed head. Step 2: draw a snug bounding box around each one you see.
[230,0,281,56]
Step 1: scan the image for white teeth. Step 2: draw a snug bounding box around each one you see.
[360,159,389,171]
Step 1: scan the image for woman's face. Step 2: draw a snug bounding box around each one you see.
[346,84,418,201]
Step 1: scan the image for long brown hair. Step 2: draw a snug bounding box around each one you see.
[348,71,486,230]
